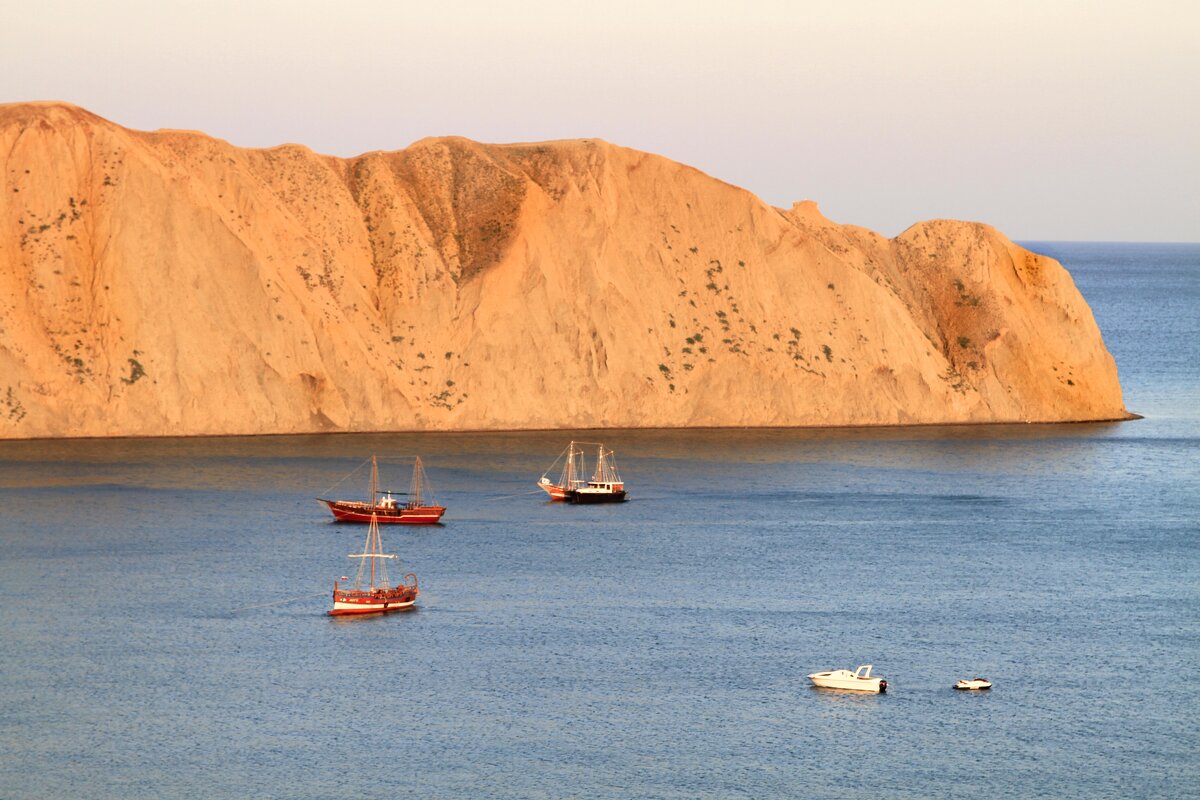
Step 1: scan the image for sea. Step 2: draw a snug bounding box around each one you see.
[0,242,1196,799]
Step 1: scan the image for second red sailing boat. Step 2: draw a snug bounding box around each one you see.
[319,455,446,524]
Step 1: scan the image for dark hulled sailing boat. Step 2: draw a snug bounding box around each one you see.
[319,455,446,524]
[538,441,628,504]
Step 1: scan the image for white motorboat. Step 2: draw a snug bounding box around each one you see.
[807,664,887,693]
[954,678,992,690]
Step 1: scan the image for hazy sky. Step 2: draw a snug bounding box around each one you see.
[3,0,1197,241]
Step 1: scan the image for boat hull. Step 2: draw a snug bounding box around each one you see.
[567,489,628,504]
[321,499,446,524]
[329,589,418,616]
[807,670,887,693]
[808,677,886,692]
[538,482,571,501]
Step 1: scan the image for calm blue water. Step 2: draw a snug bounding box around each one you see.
[1,243,1197,799]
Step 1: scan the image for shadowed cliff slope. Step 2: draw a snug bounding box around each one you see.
[0,103,1130,438]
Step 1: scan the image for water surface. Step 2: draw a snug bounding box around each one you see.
[0,243,1196,798]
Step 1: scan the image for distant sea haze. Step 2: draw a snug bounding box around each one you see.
[0,243,1196,798]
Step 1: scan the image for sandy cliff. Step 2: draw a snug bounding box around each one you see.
[0,103,1130,439]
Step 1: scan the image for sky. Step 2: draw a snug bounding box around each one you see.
[2,0,1197,241]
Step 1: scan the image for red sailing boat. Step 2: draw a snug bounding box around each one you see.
[329,512,419,615]
[537,441,628,504]
[319,455,446,524]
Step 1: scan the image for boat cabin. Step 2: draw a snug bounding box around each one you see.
[583,481,623,492]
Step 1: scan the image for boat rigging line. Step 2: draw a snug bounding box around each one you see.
[229,591,328,613]
[481,489,546,501]
[318,455,435,497]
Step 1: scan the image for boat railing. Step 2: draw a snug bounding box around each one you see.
[336,585,414,599]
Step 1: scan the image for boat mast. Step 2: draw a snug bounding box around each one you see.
[412,456,423,507]
[348,512,395,591]
[566,441,575,488]
[370,455,378,505]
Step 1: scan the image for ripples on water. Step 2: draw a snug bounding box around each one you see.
[0,244,1196,798]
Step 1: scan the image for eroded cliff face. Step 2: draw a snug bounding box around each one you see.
[0,102,1129,439]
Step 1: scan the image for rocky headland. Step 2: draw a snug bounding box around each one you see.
[0,103,1131,439]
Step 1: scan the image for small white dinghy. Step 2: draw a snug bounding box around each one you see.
[954,678,992,690]
[807,664,887,693]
